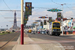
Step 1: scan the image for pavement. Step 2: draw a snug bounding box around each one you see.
[12,33,65,50]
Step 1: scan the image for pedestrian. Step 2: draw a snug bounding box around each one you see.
[46,29,49,35]
[64,26,68,34]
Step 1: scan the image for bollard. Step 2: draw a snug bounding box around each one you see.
[66,31,69,35]
[73,31,75,35]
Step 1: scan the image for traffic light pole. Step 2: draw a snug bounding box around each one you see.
[21,0,24,45]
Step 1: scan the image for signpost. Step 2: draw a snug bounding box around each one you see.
[39,16,48,18]
[24,2,32,25]
[47,8,62,21]
[25,2,32,15]
[47,8,63,35]
[47,8,62,12]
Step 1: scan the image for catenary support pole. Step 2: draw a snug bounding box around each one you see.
[21,0,24,45]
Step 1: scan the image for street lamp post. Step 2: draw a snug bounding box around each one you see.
[21,0,24,45]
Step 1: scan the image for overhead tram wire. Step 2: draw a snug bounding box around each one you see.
[0,0,21,18]
[31,6,63,17]
[51,0,75,11]
[51,0,75,5]
[24,6,51,9]
[2,0,21,12]
[0,10,21,12]
[34,6,62,9]
[34,7,50,9]
[3,0,13,12]
[65,5,75,10]
[51,0,61,5]
[51,0,75,6]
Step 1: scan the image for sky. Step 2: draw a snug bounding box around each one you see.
[0,0,75,29]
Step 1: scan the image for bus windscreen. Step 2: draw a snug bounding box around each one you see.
[53,23,60,28]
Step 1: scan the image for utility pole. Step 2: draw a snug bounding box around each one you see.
[21,0,24,45]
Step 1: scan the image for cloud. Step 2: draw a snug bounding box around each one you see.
[63,11,74,18]
[72,7,75,10]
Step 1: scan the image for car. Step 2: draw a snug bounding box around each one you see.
[31,31,36,34]
[37,31,41,34]
[40,30,47,34]
[27,29,32,33]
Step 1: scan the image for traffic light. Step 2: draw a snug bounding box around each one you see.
[44,20,46,25]
[49,17,52,23]
[57,12,61,21]
[40,22,43,26]
[25,2,32,15]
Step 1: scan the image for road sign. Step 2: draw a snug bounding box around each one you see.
[39,16,48,18]
[33,22,38,23]
[25,2,32,15]
[49,17,52,23]
[47,9,62,12]
[35,20,41,22]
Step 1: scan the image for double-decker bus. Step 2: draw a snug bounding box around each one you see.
[49,21,62,36]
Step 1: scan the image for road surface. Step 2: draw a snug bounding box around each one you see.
[27,33,75,50]
[0,32,20,50]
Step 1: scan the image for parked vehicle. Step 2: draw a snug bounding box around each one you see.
[27,29,32,33]
[41,31,46,34]
[37,31,41,34]
[31,31,36,34]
